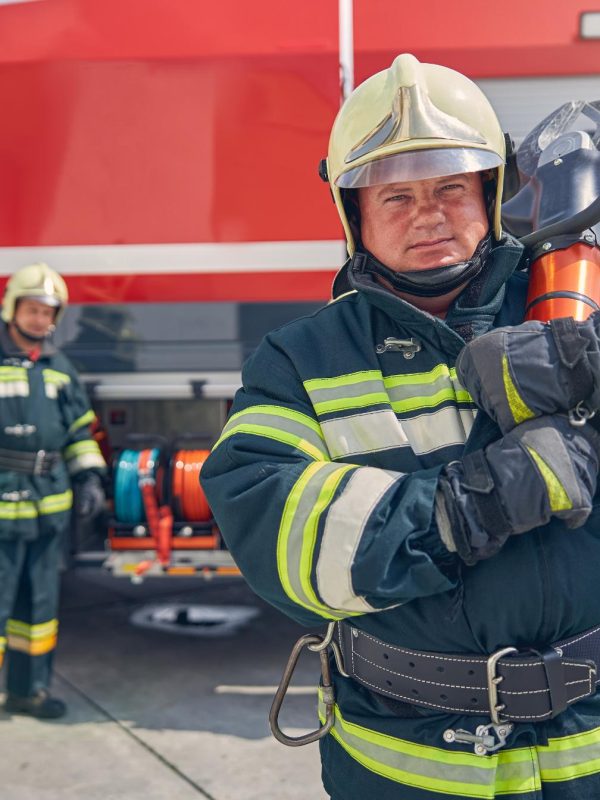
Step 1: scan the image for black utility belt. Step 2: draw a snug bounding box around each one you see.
[0,448,62,476]
[337,621,600,724]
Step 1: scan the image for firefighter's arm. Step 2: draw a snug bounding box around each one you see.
[59,369,106,480]
[201,338,461,627]
[455,313,600,432]
[56,364,107,518]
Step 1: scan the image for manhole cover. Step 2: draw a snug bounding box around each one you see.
[129,603,260,637]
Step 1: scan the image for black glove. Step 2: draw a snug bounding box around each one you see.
[455,314,600,433]
[435,415,600,565]
[74,473,106,520]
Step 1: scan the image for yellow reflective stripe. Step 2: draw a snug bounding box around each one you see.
[313,392,390,415]
[300,463,355,615]
[0,501,37,519]
[304,371,382,392]
[214,405,328,460]
[305,372,389,415]
[539,725,600,782]
[277,462,356,620]
[6,618,58,655]
[305,366,473,417]
[328,289,358,303]
[7,618,58,639]
[526,447,572,512]
[215,423,327,461]
[383,364,459,387]
[387,366,472,413]
[0,636,6,650]
[67,453,106,475]
[390,387,472,415]
[42,368,71,385]
[0,367,27,379]
[0,367,29,397]
[38,489,73,515]
[278,462,325,609]
[68,409,96,434]
[0,488,72,519]
[502,355,535,425]
[318,696,540,798]
[64,440,101,460]
[222,405,324,438]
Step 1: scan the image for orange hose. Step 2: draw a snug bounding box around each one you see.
[171,449,212,522]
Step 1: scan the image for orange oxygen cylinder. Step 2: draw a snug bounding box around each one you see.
[525,243,600,322]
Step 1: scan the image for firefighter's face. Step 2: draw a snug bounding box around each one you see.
[358,172,489,272]
[13,298,57,338]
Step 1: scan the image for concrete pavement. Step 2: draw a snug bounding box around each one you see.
[0,568,329,800]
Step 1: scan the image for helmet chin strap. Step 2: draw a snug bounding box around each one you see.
[353,233,492,298]
[13,322,55,343]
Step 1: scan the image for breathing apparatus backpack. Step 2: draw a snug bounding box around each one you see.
[502,100,600,322]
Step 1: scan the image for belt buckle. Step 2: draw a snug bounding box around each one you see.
[487,646,518,724]
[33,450,46,476]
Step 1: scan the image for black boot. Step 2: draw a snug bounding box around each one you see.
[5,689,67,719]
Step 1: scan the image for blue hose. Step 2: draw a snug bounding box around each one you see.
[114,448,159,524]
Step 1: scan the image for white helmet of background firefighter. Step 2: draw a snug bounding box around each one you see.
[2,262,68,326]
[321,54,507,294]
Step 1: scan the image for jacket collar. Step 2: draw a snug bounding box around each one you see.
[0,324,57,360]
[347,235,526,354]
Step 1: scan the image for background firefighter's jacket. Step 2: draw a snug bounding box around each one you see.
[0,324,106,540]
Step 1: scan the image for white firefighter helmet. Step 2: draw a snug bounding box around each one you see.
[325,53,506,254]
[2,263,69,324]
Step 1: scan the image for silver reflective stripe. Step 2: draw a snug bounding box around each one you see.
[401,407,475,455]
[317,468,401,612]
[321,410,409,458]
[278,462,353,620]
[43,369,71,399]
[386,365,471,412]
[321,407,476,458]
[66,452,106,475]
[219,408,327,455]
[307,378,385,406]
[0,367,29,398]
[304,366,474,419]
[318,697,540,796]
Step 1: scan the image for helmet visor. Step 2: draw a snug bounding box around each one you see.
[336,147,503,189]
[27,294,61,308]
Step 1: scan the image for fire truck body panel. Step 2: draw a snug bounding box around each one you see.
[0,0,597,425]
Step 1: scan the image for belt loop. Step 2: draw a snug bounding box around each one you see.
[531,647,569,718]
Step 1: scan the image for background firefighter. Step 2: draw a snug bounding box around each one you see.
[0,263,106,719]
[201,54,600,799]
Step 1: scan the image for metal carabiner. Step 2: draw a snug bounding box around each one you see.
[568,401,596,427]
[269,627,336,747]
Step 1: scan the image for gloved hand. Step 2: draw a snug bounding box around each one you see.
[435,415,600,565]
[455,314,600,433]
[74,473,106,520]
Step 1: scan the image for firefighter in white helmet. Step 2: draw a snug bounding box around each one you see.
[0,263,106,719]
[201,54,600,798]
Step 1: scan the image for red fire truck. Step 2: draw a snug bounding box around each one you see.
[0,0,597,574]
